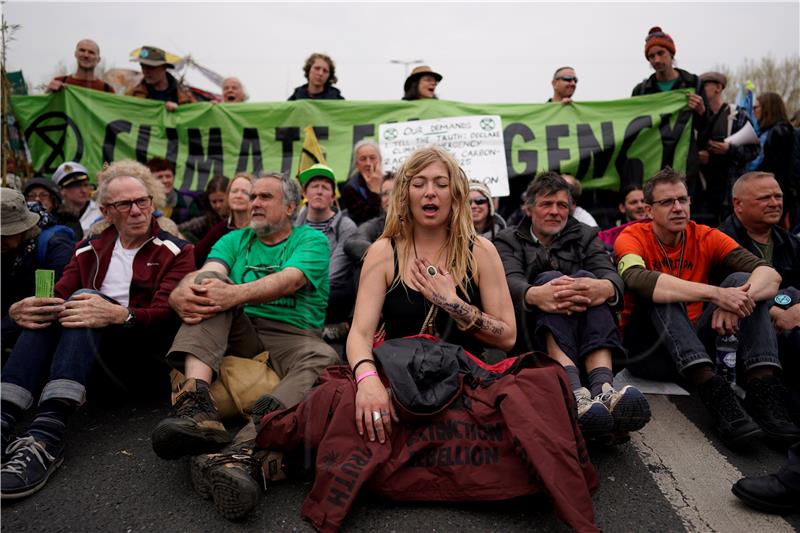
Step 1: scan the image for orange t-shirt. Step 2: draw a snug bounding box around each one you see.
[614,220,739,326]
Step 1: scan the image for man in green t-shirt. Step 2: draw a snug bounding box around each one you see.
[151,172,338,520]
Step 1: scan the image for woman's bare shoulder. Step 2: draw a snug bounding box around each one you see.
[473,235,501,261]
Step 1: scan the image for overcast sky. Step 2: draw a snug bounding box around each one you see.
[3,1,799,103]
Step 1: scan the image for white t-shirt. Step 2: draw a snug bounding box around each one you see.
[79,200,102,233]
[99,238,142,307]
[572,206,598,227]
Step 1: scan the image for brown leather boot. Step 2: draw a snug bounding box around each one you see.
[151,378,231,460]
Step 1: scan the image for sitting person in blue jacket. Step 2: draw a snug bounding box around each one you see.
[1,189,75,349]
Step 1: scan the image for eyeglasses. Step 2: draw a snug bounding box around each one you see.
[556,76,578,83]
[105,195,152,213]
[650,196,691,208]
[240,237,288,284]
[470,197,489,206]
[26,191,52,202]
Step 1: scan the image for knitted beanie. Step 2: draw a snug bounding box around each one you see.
[644,26,676,58]
[469,180,495,216]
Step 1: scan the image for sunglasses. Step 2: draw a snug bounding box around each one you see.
[556,76,578,83]
[470,197,489,206]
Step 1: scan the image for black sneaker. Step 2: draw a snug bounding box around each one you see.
[190,440,274,521]
[1,430,12,464]
[697,375,762,448]
[744,377,800,444]
[0,436,64,500]
[595,383,652,433]
[152,378,231,460]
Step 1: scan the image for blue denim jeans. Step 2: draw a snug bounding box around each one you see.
[623,272,781,381]
[2,289,119,410]
[522,270,625,365]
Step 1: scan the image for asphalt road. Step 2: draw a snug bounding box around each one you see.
[3,385,799,533]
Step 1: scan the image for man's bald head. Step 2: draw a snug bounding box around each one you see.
[732,171,777,199]
[732,171,784,231]
[76,39,100,55]
[74,39,101,72]
[222,77,247,102]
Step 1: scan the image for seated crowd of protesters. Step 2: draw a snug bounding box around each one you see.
[3,25,799,526]
[4,148,799,525]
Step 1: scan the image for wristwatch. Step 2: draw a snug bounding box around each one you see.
[123,308,136,328]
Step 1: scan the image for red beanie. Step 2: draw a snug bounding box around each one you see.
[644,26,676,58]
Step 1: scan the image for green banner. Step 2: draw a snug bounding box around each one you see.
[10,85,692,195]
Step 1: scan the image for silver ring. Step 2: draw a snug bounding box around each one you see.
[427,265,438,277]
[372,411,381,421]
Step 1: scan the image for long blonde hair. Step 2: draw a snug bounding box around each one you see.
[382,145,476,297]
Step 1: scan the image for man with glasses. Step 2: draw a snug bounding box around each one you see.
[614,168,800,448]
[1,160,195,500]
[495,172,650,441]
[151,172,338,520]
[549,66,578,104]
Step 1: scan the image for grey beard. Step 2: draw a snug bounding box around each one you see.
[251,219,286,238]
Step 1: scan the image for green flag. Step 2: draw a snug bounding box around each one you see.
[11,85,693,195]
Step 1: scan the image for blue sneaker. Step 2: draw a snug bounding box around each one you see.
[596,384,652,433]
[1,436,63,500]
[574,387,614,437]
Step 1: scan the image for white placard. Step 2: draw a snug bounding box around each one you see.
[378,115,509,197]
[724,120,759,146]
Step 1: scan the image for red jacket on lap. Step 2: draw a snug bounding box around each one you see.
[256,357,599,533]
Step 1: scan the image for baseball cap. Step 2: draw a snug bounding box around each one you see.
[298,164,336,189]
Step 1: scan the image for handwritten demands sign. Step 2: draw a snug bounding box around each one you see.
[379,115,510,197]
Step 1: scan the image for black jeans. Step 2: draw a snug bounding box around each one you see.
[1,289,172,410]
[623,272,781,381]
[522,270,625,366]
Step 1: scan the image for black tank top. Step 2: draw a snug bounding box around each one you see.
[382,240,485,357]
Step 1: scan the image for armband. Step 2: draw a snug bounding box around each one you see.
[617,253,646,276]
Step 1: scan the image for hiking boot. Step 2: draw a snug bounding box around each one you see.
[596,383,652,433]
[0,436,64,500]
[322,322,350,342]
[250,394,285,426]
[152,378,231,460]
[744,377,800,444]
[190,440,277,521]
[697,375,762,448]
[574,387,614,438]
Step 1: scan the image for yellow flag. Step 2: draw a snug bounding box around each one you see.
[298,126,327,176]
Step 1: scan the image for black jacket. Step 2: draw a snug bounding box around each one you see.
[494,216,624,320]
[632,68,708,184]
[718,214,800,290]
[632,68,703,97]
[338,174,381,225]
[759,122,795,193]
[287,84,344,101]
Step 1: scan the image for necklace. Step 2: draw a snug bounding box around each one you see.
[654,231,686,278]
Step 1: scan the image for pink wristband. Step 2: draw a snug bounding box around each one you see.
[356,370,378,384]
